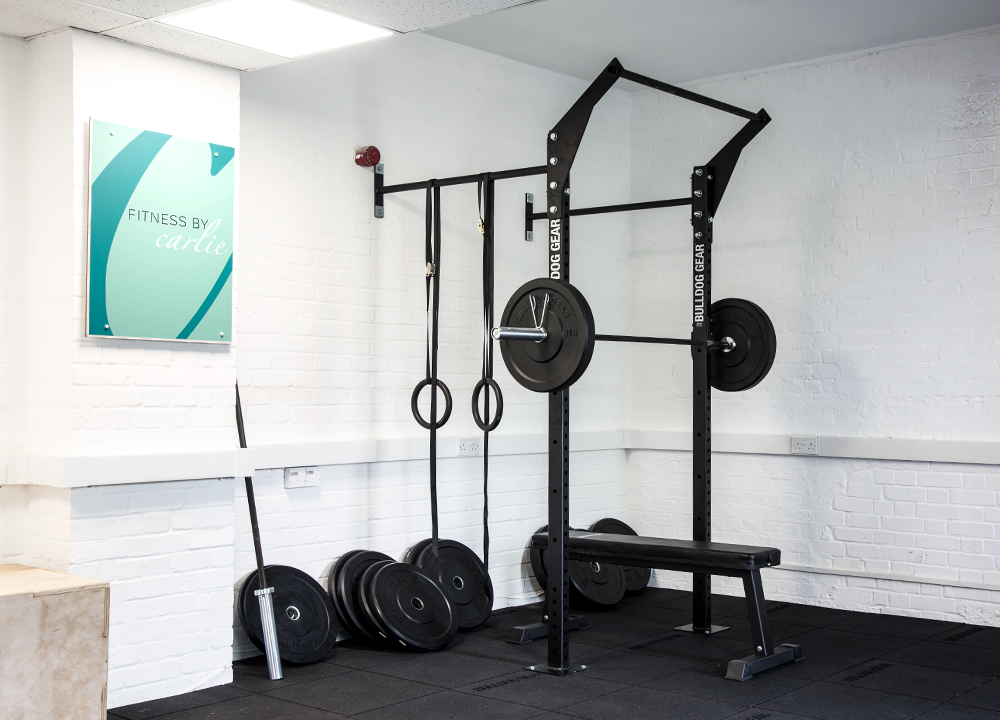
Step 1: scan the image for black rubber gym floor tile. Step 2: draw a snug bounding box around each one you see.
[767,650,868,681]
[722,710,818,720]
[825,613,960,640]
[132,694,346,719]
[351,689,541,720]
[569,618,670,648]
[780,627,918,659]
[455,668,627,711]
[749,603,859,629]
[881,640,1000,676]
[109,684,251,719]
[575,647,695,685]
[324,642,409,670]
[663,593,750,618]
[915,703,1000,719]
[231,654,353,693]
[263,669,438,716]
[702,616,813,645]
[927,624,1000,649]
[449,635,603,666]
[621,628,753,664]
[559,685,744,720]
[644,659,810,705]
[825,659,989,701]
[601,602,697,629]
[954,678,1000,711]
[370,650,522,689]
[757,681,940,720]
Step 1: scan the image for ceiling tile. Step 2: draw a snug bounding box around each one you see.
[104,20,288,70]
[301,0,540,32]
[0,0,139,38]
[79,0,212,20]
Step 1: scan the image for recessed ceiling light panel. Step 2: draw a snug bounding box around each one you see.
[160,0,394,59]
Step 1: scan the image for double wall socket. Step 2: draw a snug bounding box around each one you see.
[790,436,819,455]
[458,438,483,457]
[284,466,320,488]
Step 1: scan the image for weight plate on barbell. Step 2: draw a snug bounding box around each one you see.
[239,564,337,664]
[415,539,493,629]
[589,518,651,593]
[368,562,458,651]
[709,298,776,392]
[335,550,394,643]
[499,278,595,393]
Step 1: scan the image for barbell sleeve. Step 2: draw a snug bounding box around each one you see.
[492,326,548,341]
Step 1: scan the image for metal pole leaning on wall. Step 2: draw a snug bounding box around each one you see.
[235,383,283,680]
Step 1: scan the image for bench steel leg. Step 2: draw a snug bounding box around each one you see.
[724,570,803,681]
[743,569,773,656]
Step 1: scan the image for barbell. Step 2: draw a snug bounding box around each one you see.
[494,278,776,393]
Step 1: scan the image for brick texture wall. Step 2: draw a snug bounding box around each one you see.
[627,27,1000,624]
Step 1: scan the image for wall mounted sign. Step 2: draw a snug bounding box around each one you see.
[87,119,235,343]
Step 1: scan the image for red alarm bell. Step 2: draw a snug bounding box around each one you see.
[355,145,381,167]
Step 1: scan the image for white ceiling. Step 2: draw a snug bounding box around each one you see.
[427,0,1000,85]
[0,0,540,70]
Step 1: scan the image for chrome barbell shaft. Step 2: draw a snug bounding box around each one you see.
[494,328,737,352]
[492,326,548,341]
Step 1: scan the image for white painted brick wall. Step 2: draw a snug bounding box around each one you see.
[70,480,235,709]
[628,27,1000,622]
[69,31,241,456]
[0,35,27,458]
[237,32,632,444]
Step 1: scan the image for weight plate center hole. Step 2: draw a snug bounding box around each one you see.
[286,605,301,621]
[452,576,464,590]
[411,597,425,611]
[722,336,736,353]
[591,562,601,573]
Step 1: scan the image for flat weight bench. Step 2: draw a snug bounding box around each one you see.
[530,530,803,681]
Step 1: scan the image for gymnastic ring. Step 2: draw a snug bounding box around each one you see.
[411,378,453,430]
[471,378,503,432]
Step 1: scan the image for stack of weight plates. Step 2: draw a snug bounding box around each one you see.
[408,539,494,630]
[528,519,651,609]
[238,564,338,664]
[329,549,458,651]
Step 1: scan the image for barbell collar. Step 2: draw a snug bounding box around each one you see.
[492,326,548,342]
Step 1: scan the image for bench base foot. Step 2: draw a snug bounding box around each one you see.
[725,643,802,681]
[526,663,588,676]
[508,615,589,644]
[675,623,730,635]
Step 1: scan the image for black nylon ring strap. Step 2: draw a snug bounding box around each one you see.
[479,176,500,571]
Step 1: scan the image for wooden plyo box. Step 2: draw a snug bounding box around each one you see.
[0,564,109,719]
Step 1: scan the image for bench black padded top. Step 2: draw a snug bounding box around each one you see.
[531,531,781,574]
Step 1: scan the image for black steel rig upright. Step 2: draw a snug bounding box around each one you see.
[371,57,770,676]
[532,59,770,673]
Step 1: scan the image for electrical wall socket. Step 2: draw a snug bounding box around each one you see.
[284,466,320,488]
[790,436,819,455]
[458,437,483,456]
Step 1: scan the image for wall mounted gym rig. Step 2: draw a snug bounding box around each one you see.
[368,58,802,681]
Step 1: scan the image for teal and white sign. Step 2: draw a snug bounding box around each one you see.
[88,119,234,343]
